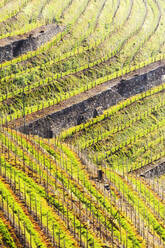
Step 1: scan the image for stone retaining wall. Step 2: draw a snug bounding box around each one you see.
[19,64,165,138]
[0,24,62,63]
[140,162,165,178]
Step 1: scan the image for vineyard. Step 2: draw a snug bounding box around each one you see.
[0,0,165,247]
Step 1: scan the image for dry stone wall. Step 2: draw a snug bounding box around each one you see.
[140,161,165,178]
[19,64,165,138]
[0,24,62,63]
